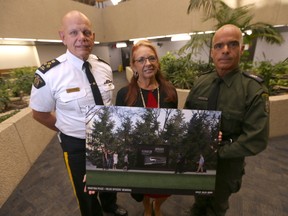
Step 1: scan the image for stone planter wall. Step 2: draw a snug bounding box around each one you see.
[0,108,56,207]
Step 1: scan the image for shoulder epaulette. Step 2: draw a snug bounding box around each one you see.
[38,59,60,74]
[243,72,264,83]
[199,69,214,76]
[97,56,110,66]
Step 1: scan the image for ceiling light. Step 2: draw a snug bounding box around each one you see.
[4,38,36,42]
[170,34,191,41]
[273,24,286,27]
[111,0,121,5]
[116,42,127,48]
[129,37,145,41]
[204,30,215,34]
[245,30,252,35]
[37,39,62,43]
[146,35,165,40]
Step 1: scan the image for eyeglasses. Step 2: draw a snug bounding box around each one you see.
[213,41,240,50]
[134,56,157,65]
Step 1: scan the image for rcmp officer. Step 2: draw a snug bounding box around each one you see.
[184,24,269,215]
[30,11,127,216]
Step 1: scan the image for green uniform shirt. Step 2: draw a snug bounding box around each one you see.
[184,68,269,158]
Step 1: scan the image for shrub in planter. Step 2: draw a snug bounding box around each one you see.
[0,77,10,112]
[249,59,288,95]
[0,66,36,114]
[161,52,288,96]
[8,66,36,98]
[160,52,213,89]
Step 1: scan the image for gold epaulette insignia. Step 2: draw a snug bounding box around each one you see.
[38,59,60,74]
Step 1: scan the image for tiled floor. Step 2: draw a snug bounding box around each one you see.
[1,72,287,216]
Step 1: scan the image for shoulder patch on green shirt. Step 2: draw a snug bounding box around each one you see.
[38,59,60,74]
[243,72,264,83]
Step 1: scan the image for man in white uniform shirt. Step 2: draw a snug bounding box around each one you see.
[30,10,127,216]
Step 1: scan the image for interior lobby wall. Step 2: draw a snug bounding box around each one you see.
[254,31,288,63]
[0,0,104,41]
[1,0,288,70]
[1,0,287,43]
[101,0,214,43]
[0,45,40,69]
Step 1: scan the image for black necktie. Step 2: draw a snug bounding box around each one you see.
[207,77,222,110]
[83,61,104,105]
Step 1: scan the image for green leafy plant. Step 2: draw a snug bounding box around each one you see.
[182,0,284,61]
[8,66,36,99]
[160,52,213,89]
[0,77,10,112]
[161,51,288,95]
[0,66,36,114]
[251,59,288,95]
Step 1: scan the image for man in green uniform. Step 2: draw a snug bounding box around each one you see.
[184,24,269,215]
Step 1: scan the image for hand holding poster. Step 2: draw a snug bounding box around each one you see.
[86,105,221,195]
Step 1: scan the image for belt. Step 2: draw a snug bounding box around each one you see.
[59,132,86,154]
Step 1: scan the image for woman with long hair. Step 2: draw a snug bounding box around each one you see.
[116,40,178,216]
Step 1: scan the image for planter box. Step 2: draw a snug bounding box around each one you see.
[0,108,56,207]
[176,88,190,109]
[269,94,288,138]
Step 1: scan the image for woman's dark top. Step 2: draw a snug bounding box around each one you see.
[115,85,178,108]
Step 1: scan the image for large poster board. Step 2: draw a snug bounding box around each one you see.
[86,105,221,195]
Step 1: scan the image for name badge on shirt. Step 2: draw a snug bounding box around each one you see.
[66,87,80,93]
[198,97,208,101]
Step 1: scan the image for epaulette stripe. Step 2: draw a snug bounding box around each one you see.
[38,59,60,74]
[97,56,110,66]
[199,69,214,76]
[243,71,263,83]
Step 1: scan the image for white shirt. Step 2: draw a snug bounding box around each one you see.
[30,50,114,139]
[113,153,118,164]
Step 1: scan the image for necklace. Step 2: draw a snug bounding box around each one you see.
[139,87,160,108]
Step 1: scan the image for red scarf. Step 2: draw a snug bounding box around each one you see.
[146,91,158,108]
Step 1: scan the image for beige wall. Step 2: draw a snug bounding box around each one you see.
[101,0,214,42]
[0,0,287,43]
[0,45,40,69]
[0,0,103,40]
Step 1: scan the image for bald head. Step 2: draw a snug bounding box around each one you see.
[213,24,243,45]
[58,10,95,60]
[61,10,92,31]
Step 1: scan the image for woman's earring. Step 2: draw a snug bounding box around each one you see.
[133,71,138,78]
